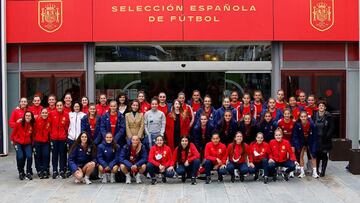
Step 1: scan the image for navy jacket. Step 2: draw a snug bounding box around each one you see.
[214,106,237,125]
[238,119,258,144]
[194,106,216,126]
[292,119,318,157]
[68,144,97,173]
[100,112,126,146]
[81,115,102,145]
[192,121,215,151]
[257,119,277,143]
[119,143,148,169]
[97,143,120,169]
[260,108,283,122]
[216,118,238,144]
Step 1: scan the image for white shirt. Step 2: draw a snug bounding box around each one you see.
[68,111,86,140]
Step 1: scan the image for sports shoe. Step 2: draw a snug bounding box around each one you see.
[135,173,142,184]
[181,175,186,183]
[84,176,92,184]
[59,171,66,179]
[298,172,306,178]
[25,173,33,180]
[230,174,235,183]
[289,171,294,178]
[264,176,268,184]
[19,172,25,180]
[234,169,240,179]
[52,171,59,179]
[239,174,244,182]
[151,178,157,185]
[283,172,289,181]
[205,176,211,184]
[162,176,167,183]
[125,174,131,184]
[43,171,49,179]
[254,173,259,181]
[110,173,115,183]
[101,173,108,183]
[38,172,44,179]
[191,177,196,185]
[218,175,223,182]
[312,170,319,179]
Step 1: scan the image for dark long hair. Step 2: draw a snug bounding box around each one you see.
[219,110,233,134]
[105,132,118,151]
[176,136,190,164]
[69,131,97,156]
[228,132,246,159]
[116,91,129,108]
[21,111,35,128]
[170,99,186,120]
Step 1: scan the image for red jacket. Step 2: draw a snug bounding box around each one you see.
[82,105,89,114]
[305,106,318,117]
[231,101,241,109]
[275,101,287,112]
[96,104,109,116]
[9,108,26,129]
[28,105,43,118]
[249,142,270,163]
[158,104,169,115]
[204,142,227,165]
[172,143,200,165]
[63,105,72,114]
[50,111,70,141]
[277,119,295,141]
[34,117,51,143]
[269,139,296,162]
[47,106,56,115]
[148,145,173,167]
[140,101,151,113]
[10,122,33,145]
[165,113,190,150]
[226,143,250,164]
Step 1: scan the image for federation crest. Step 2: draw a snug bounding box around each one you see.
[310,0,334,32]
[38,0,63,33]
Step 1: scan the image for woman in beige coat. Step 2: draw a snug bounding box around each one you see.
[125,100,144,142]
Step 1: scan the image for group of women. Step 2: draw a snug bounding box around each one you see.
[9,89,334,185]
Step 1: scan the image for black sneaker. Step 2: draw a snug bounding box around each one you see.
[162,176,167,183]
[191,177,196,185]
[151,178,157,185]
[19,172,25,180]
[230,174,235,183]
[272,175,277,182]
[254,173,259,181]
[181,176,186,183]
[264,176,268,184]
[43,171,49,179]
[66,171,72,178]
[218,175,223,182]
[59,171,66,179]
[283,172,289,181]
[240,175,244,182]
[26,173,33,180]
[38,172,44,179]
[52,171,59,179]
[205,176,211,184]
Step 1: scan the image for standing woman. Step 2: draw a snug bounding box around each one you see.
[173,136,200,184]
[68,102,86,148]
[9,97,28,129]
[238,114,258,144]
[276,108,295,141]
[117,92,129,115]
[97,132,120,183]
[216,110,238,145]
[63,93,73,114]
[47,94,57,114]
[248,132,271,184]
[305,95,318,118]
[34,108,51,179]
[158,92,171,116]
[261,98,282,122]
[147,135,175,185]
[253,90,266,121]
[226,132,251,182]
[28,95,43,119]
[96,94,109,116]
[275,89,287,112]
[288,96,302,121]
[313,101,333,177]
[177,92,195,127]
[194,95,216,125]
[125,100,144,142]
[214,97,237,124]
[100,100,126,146]
[166,99,191,150]
[257,112,276,143]
[204,132,227,184]
[68,132,97,184]
[192,113,215,157]
[50,101,70,179]
[119,135,148,184]
[81,96,90,114]
[187,90,203,116]
[137,90,151,113]
[297,91,307,108]
[292,111,319,178]
[81,103,102,145]
[230,90,241,109]
[144,97,166,149]
[11,111,35,180]
[237,93,256,121]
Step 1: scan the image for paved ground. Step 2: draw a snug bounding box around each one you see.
[0,154,359,203]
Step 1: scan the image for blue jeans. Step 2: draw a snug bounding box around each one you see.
[34,142,50,173]
[175,159,201,178]
[51,140,67,172]
[248,158,269,176]
[15,144,33,174]
[204,160,227,177]
[226,162,249,175]
[268,160,296,177]
[146,163,175,178]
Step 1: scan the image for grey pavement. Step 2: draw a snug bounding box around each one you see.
[0,154,359,203]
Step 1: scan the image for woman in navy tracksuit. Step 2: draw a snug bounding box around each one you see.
[216,110,238,145]
[119,135,148,184]
[261,98,283,123]
[81,103,102,145]
[192,113,215,156]
[257,111,277,142]
[238,114,258,144]
[100,100,126,146]
[214,97,237,125]
[194,95,216,126]
[68,131,97,184]
[97,132,120,183]
[292,111,318,178]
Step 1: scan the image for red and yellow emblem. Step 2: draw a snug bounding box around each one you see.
[310,0,334,32]
[38,0,63,33]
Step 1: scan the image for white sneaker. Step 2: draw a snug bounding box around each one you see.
[298,172,305,178]
[234,169,240,178]
[101,174,107,183]
[312,170,319,179]
[289,171,294,178]
[84,176,92,184]
[110,173,115,183]
[135,173,142,183]
[125,174,131,184]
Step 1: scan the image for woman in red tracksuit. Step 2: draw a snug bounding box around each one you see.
[50,101,70,179]
[276,108,295,141]
[166,99,190,150]
[34,108,51,179]
[96,94,109,116]
[177,92,194,127]
[137,91,151,113]
[226,132,251,182]
[230,90,241,109]
[188,90,203,116]
[275,89,287,112]
[237,93,256,121]
[28,95,43,119]
[81,96,89,114]
[63,93,72,114]
[248,132,271,184]
[147,135,175,185]
[9,97,28,129]
[173,136,200,185]
[253,90,265,121]
[204,132,227,184]
[288,97,302,121]
[268,128,298,183]
[158,92,171,115]
[47,94,57,115]
[305,95,318,118]
[297,91,307,108]
[11,111,35,180]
